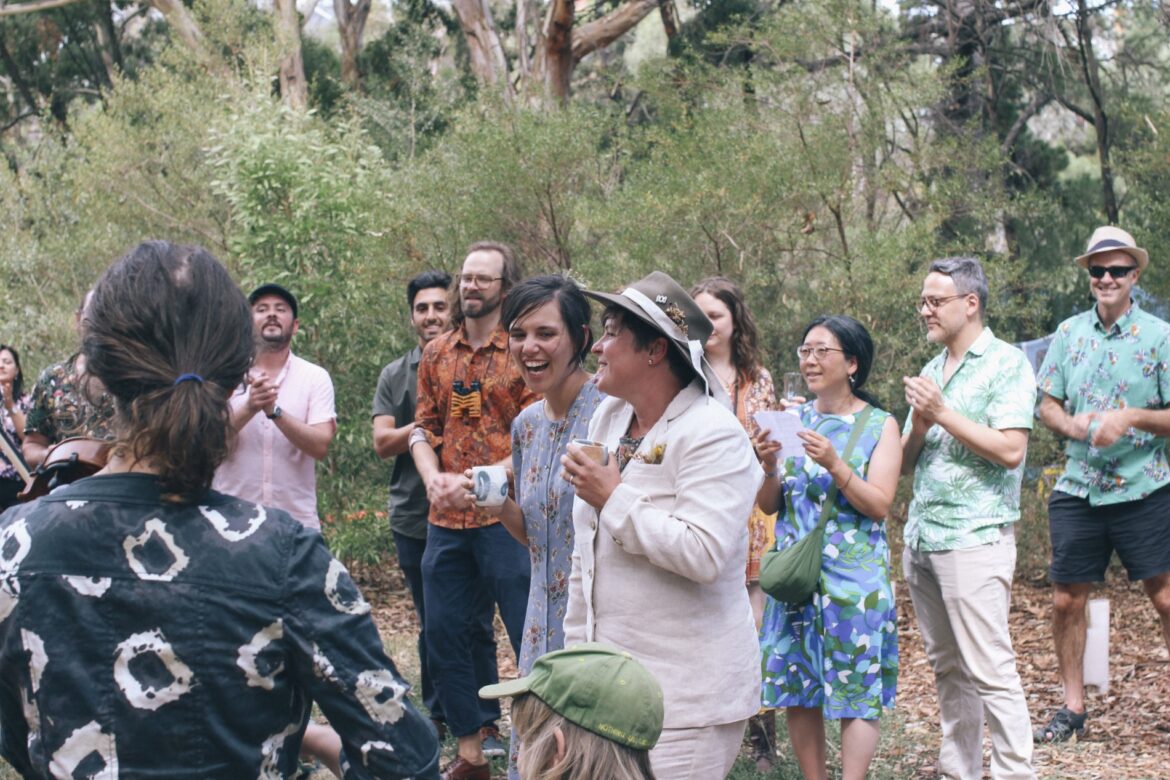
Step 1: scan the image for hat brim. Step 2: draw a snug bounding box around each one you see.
[1075,246,1149,271]
[584,288,698,378]
[479,676,535,700]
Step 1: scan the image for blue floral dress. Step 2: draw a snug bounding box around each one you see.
[508,379,603,778]
[760,403,897,719]
[511,379,604,673]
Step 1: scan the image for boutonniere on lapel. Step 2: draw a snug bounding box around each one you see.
[634,442,667,465]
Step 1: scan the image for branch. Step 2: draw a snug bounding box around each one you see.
[572,0,658,64]
[0,0,84,16]
[1000,91,1051,154]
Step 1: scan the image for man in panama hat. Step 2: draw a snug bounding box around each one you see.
[1035,226,1170,743]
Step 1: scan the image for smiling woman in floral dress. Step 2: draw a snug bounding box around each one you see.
[484,275,604,780]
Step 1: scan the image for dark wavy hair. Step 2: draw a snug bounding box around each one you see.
[802,314,882,410]
[689,276,765,384]
[82,241,254,501]
[0,344,24,401]
[406,269,452,307]
[502,275,594,366]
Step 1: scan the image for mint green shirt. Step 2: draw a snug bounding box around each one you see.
[904,328,1036,551]
[1038,301,1170,506]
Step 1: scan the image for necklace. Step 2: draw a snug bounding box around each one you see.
[714,364,737,392]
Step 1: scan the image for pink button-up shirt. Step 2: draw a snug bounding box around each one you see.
[213,353,336,528]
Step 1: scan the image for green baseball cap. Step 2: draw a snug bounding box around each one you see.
[479,643,664,750]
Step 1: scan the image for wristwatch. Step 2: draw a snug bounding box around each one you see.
[266,406,283,420]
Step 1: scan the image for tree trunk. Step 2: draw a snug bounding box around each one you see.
[536,0,573,104]
[1073,0,1118,223]
[92,0,123,84]
[274,0,308,110]
[572,0,659,64]
[333,0,371,89]
[450,0,512,97]
[146,0,211,64]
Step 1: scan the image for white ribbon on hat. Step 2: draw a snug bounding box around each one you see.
[622,286,710,398]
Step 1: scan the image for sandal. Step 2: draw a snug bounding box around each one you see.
[1034,707,1087,743]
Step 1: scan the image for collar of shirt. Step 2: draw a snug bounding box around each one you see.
[1091,297,1138,336]
[454,324,509,352]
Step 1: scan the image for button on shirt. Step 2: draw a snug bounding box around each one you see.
[213,353,336,529]
[1038,301,1170,505]
[904,328,1036,551]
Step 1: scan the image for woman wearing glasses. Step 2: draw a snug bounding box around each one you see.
[756,315,901,780]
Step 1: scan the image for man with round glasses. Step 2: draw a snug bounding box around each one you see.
[900,256,1037,779]
[1034,226,1170,744]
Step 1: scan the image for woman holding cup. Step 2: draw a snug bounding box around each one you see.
[756,315,901,780]
[475,275,604,779]
[560,271,761,780]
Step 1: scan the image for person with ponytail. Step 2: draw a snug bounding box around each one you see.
[0,241,440,778]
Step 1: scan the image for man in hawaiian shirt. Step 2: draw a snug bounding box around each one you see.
[1034,226,1170,744]
[23,291,116,467]
[408,242,535,780]
[902,256,1036,779]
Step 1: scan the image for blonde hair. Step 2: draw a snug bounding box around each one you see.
[512,694,656,780]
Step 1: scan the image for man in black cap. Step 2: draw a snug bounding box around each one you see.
[213,283,337,529]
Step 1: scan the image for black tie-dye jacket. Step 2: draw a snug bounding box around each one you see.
[0,473,440,778]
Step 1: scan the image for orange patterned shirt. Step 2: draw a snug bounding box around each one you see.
[416,324,537,529]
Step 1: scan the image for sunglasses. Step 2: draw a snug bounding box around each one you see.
[1087,265,1137,280]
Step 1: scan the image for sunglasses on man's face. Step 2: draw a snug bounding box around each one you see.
[1087,265,1137,280]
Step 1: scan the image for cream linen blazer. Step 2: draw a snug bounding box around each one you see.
[563,380,763,730]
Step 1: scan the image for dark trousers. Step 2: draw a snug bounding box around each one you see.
[394,530,497,726]
[422,522,530,738]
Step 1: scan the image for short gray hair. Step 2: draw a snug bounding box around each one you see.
[928,256,988,315]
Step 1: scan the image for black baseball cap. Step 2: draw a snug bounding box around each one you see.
[248,283,298,318]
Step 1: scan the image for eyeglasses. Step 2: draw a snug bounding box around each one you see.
[916,294,968,312]
[459,274,503,288]
[1087,265,1137,280]
[796,345,845,361]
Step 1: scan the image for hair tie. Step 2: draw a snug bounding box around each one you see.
[174,373,204,386]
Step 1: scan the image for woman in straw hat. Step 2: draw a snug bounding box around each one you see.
[560,271,762,779]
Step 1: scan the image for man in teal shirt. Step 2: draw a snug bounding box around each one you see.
[902,256,1036,780]
[1035,226,1170,744]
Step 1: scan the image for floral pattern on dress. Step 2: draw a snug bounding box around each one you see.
[734,368,777,583]
[511,380,604,675]
[760,404,897,720]
[507,379,603,780]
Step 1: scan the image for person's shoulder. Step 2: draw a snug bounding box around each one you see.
[32,358,70,387]
[379,347,418,382]
[288,352,332,382]
[1131,306,1170,336]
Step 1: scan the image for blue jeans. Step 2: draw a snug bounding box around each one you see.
[422,522,530,738]
[394,530,497,726]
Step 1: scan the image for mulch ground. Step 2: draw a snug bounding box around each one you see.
[352,560,1170,780]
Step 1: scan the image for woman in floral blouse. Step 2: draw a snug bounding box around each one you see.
[485,275,603,780]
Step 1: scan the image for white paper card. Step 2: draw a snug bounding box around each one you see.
[753,410,808,457]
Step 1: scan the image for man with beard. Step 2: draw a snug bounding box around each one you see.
[372,270,496,744]
[409,242,534,780]
[213,283,336,529]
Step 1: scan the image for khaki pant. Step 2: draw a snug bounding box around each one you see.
[650,720,747,780]
[903,529,1035,780]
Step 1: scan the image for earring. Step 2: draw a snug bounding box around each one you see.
[647,358,654,366]
[849,374,856,386]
